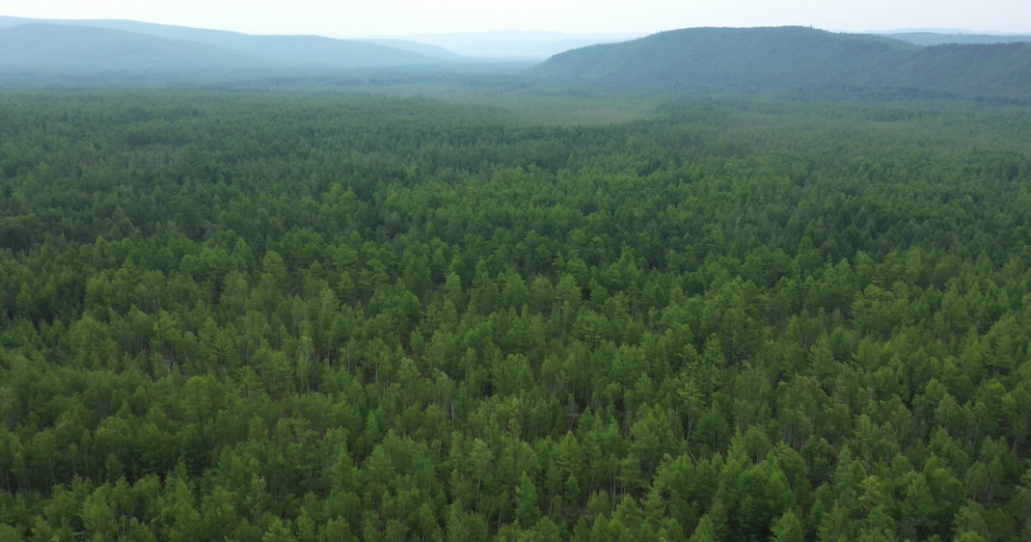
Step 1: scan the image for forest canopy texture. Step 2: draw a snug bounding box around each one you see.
[1,90,1031,542]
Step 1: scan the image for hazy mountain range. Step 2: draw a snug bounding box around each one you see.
[0,16,466,68]
[379,31,644,59]
[0,24,283,75]
[876,32,1031,47]
[2,16,1031,98]
[530,26,1031,97]
[0,16,639,63]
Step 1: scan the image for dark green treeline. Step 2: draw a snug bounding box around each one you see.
[1,91,1031,542]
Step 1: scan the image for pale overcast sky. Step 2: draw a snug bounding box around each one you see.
[3,0,1029,38]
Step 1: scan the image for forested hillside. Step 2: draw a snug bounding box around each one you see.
[530,27,1031,98]
[0,20,463,80]
[884,33,1031,47]
[0,25,279,75]
[1,91,1031,542]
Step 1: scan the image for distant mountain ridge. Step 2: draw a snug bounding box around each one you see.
[530,26,1031,97]
[878,32,1031,47]
[384,31,643,59]
[4,17,1031,95]
[0,24,281,75]
[0,15,469,69]
[358,39,468,62]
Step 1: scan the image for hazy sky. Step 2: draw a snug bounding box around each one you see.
[4,0,1030,37]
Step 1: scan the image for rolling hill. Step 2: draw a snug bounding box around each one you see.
[357,39,469,62]
[393,31,642,60]
[0,16,463,68]
[880,32,1031,47]
[0,24,277,74]
[529,26,1031,97]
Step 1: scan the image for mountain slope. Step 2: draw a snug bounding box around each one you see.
[531,27,915,84]
[0,16,453,67]
[883,32,1031,47]
[530,26,1031,97]
[0,24,277,73]
[394,31,642,59]
[898,42,1031,96]
[205,34,444,67]
[358,39,470,62]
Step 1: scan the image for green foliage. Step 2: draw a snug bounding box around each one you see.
[772,511,804,542]
[0,89,1030,542]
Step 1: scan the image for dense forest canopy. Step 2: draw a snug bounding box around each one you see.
[1,89,1031,542]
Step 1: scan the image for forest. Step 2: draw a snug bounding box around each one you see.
[529,27,1031,99]
[1,88,1031,542]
